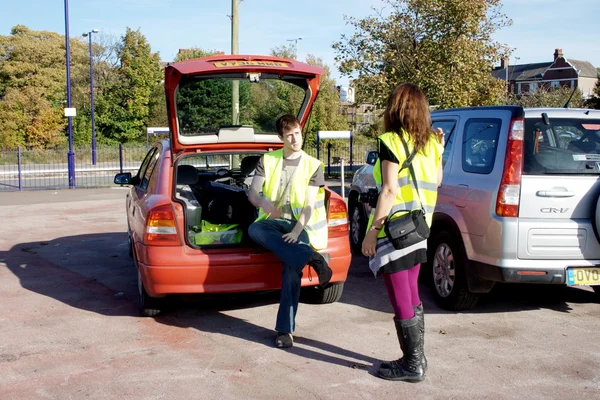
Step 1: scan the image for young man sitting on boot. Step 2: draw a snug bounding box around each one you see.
[248,114,332,349]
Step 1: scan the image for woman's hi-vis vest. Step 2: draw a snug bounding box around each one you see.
[258,149,328,250]
[367,130,443,239]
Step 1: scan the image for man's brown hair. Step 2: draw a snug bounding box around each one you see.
[383,83,435,154]
[275,114,301,137]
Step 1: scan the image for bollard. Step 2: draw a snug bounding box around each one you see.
[119,143,124,174]
[340,158,345,202]
[18,146,22,191]
[327,143,332,177]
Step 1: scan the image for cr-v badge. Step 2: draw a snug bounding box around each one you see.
[540,208,570,213]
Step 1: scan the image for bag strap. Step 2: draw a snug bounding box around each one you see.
[274,154,302,209]
[399,135,426,215]
[378,136,425,222]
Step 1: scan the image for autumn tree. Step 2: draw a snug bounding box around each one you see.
[333,0,511,109]
[586,69,600,109]
[174,47,222,61]
[303,54,349,146]
[96,28,162,143]
[0,87,65,149]
[265,47,348,144]
[508,86,585,109]
[0,25,89,149]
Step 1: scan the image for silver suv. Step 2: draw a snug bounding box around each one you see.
[349,106,600,310]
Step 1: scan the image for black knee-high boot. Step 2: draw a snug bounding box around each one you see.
[378,316,424,382]
[414,304,427,371]
[380,305,427,371]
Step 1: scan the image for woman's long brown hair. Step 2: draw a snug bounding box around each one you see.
[383,83,435,154]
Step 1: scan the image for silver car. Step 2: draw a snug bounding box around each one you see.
[349,106,600,310]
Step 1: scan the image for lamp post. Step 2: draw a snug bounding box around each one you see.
[286,37,302,58]
[64,0,75,188]
[231,0,240,125]
[82,29,99,165]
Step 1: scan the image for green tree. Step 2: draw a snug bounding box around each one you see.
[75,33,123,146]
[96,28,162,143]
[177,78,249,132]
[173,48,252,131]
[333,0,511,109]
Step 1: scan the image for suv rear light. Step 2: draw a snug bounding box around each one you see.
[144,204,181,246]
[328,197,349,238]
[496,118,524,217]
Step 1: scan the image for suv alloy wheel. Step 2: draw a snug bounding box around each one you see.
[428,231,479,311]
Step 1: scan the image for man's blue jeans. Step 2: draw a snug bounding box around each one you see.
[248,218,314,334]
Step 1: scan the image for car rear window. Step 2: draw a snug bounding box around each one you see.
[176,76,306,135]
[523,117,600,175]
[461,118,501,174]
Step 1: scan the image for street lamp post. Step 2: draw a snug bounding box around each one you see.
[231,0,240,125]
[286,37,302,58]
[64,0,75,188]
[82,29,99,165]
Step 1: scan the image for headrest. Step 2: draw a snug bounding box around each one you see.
[177,165,198,185]
[240,155,261,176]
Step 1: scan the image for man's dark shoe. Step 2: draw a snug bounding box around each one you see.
[307,251,332,287]
[275,332,293,348]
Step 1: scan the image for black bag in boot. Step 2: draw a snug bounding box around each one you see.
[378,316,424,382]
[380,305,427,371]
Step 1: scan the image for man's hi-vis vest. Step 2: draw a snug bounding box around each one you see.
[368,130,443,239]
[258,149,328,250]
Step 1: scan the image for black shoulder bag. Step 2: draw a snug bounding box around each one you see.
[382,136,430,250]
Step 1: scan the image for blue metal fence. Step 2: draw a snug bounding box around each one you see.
[0,142,375,192]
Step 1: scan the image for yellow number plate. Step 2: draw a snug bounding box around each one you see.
[213,61,288,68]
[566,267,600,285]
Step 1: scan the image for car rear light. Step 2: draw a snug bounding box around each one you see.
[496,118,524,217]
[144,204,181,246]
[328,197,349,238]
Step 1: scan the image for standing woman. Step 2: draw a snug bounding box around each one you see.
[361,83,443,382]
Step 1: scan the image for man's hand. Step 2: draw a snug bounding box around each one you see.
[262,199,282,219]
[282,230,300,243]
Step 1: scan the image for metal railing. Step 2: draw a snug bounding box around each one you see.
[0,142,376,192]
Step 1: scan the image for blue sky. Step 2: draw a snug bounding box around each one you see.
[2,0,599,87]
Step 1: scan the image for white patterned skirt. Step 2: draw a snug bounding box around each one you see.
[368,235,427,276]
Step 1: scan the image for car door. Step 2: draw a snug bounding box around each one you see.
[454,116,504,237]
[518,113,600,260]
[431,118,459,214]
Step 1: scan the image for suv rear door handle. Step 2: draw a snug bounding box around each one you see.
[536,190,576,198]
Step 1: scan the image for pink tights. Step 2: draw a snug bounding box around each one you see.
[382,264,421,320]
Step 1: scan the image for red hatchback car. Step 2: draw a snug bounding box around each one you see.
[114,55,352,316]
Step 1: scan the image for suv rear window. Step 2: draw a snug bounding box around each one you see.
[524,118,600,175]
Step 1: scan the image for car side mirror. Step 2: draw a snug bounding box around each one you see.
[114,172,133,185]
[365,150,378,166]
